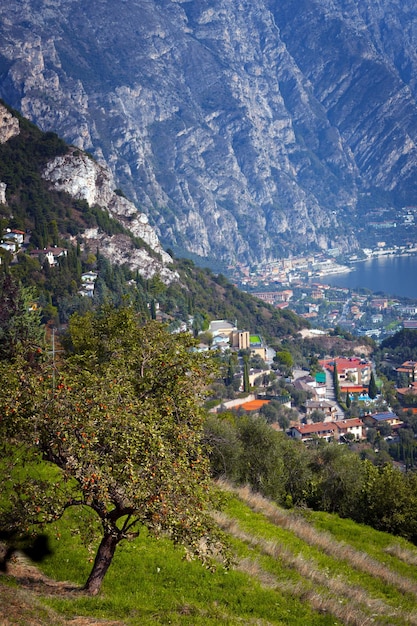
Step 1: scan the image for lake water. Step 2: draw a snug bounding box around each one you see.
[321,255,417,299]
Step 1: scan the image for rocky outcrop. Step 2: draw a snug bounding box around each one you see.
[42,150,176,281]
[0,102,19,144]
[0,103,176,281]
[0,182,7,205]
[1,1,417,263]
[0,102,18,204]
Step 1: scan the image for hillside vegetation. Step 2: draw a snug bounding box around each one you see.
[0,100,307,341]
[3,483,417,625]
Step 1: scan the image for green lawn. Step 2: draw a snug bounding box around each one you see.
[3,485,417,624]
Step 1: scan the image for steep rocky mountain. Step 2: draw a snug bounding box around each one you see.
[0,102,308,339]
[1,0,416,264]
[0,101,176,282]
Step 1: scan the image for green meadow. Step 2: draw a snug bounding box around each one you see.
[2,482,417,625]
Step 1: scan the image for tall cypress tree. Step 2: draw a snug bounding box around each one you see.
[346,390,351,408]
[243,356,250,393]
[368,371,378,399]
[333,363,341,402]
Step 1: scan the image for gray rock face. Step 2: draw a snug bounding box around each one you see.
[1,1,417,263]
[0,101,19,205]
[0,102,19,144]
[42,151,170,259]
[39,150,178,283]
[41,150,176,281]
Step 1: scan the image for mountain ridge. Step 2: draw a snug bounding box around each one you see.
[1,1,417,263]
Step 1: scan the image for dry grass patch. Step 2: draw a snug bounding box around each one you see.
[385,543,417,567]
[220,481,417,599]
[215,511,416,625]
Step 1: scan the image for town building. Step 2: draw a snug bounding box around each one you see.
[396,361,417,383]
[288,418,365,443]
[305,399,338,421]
[29,246,68,266]
[363,412,403,428]
[319,357,372,387]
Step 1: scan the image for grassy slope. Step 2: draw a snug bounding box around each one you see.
[2,484,417,625]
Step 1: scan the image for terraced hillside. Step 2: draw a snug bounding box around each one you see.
[2,482,417,625]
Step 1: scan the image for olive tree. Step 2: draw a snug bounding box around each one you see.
[0,306,227,594]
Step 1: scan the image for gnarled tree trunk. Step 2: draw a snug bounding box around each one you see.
[83,532,119,595]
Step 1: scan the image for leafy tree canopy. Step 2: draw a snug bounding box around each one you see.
[0,305,228,594]
[0,273,44,361]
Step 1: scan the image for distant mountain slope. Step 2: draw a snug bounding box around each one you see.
[1,1,417,264]
[0,101,307,338]
[0,100,175,281]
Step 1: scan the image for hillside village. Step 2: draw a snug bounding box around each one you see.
[188,315,416,462]
[0,228,98,298]
[2,222,415,465]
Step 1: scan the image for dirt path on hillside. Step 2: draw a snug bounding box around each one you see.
[0,552,125,626]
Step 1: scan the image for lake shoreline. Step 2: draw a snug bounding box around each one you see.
[320,253,417,300]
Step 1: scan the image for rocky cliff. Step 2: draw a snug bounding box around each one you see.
[0,101,176,282]
[42,149,176,282]
[1,1,417,264]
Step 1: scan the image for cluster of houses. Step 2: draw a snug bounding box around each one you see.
[0,228,26,255]
[207,335,406,444]
[0,228,98,297]
[288,412,402,443]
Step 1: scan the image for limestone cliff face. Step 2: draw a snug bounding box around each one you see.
[1,1,417,263]
[0,102,19,144]
[42,150,176,281]
[0,103,176,281]
[0,101,19,203]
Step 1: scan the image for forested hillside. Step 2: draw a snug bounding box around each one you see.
[0,101,308,339]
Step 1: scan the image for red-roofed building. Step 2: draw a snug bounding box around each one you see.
[29,246,67,266]
[396,361,417,383]
[288,422,337,442]
[319,357,372,386]
[396,383,417,402]
[289,418,365,442]
[334,418,364,441]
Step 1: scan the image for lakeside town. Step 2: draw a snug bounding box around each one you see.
[224,204,417,341]
[227,240,417,342]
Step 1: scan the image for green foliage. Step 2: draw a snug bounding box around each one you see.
[242,357,250,393]
[0,306,228,594]
[204,411,417,545]
[0,274,44,361]
[274,350,294,374]
[332,363,341,402]
[310,409,326,423]
[345,390,351,408]
[368,371,378,399]
[236,416,286,501]
[374,329,417,380]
